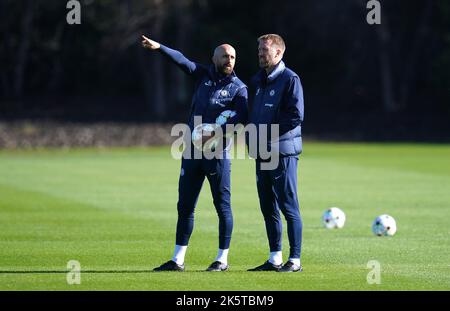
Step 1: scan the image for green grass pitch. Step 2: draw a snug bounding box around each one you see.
[0,142,449,290]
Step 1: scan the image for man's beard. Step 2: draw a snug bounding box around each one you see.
[218,63,233,75]
[259,58,269,69]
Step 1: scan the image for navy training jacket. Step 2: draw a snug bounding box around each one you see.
[158,44,248,132]
[249,61,304,159]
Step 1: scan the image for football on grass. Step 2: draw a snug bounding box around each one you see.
[322,207,346,229]
[372,214,397,236]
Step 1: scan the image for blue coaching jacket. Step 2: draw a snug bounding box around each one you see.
[249,61,304,158]
[158,44,248,132]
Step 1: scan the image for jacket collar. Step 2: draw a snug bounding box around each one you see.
[208,65,236,85]
[254,60,286,85]
[267,60,286,82]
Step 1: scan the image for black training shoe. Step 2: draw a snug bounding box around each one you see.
[278,261,302,272]
[248,260,282,271]
[153,260,185,272]
[206,261,229,272]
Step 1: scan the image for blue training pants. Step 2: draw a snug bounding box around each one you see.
[255,156,303,259]
[175,157,233,249]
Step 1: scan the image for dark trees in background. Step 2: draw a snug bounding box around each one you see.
[0,0,449,140]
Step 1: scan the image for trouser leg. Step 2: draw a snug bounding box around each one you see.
[256,160,282,252]
[205,158,233,250]
[272,157,303,259]
[175,158,205,246]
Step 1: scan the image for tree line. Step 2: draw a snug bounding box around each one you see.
[1,0,449,140]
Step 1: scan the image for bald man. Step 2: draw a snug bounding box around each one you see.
[142,35,248,272]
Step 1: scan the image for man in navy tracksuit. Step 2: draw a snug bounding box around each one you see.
[142,35,248,272]
[247,34,304,272]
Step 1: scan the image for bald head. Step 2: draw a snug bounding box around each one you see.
[213,44,235,58]
[212,44,236,75]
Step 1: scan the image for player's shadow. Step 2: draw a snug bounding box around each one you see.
[0,269,244,273]
[0,270,154,274]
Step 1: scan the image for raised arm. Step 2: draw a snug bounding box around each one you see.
[142,35,206,77]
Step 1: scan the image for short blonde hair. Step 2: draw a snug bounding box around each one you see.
[258,34,286,53]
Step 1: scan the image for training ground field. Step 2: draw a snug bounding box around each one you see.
[0,142,449,290]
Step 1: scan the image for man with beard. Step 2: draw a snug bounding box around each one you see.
[247,34,304,272]
[142,35,248,272]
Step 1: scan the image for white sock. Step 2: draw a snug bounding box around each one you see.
[215,248,229,264]
[289,258,301,266]
[171,245,187,265]
[268,251,283,266]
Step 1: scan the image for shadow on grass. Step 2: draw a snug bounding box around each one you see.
[0,270,248,274]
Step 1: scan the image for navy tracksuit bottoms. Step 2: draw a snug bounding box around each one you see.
[176,157,233,250]
[255,156,303,259]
